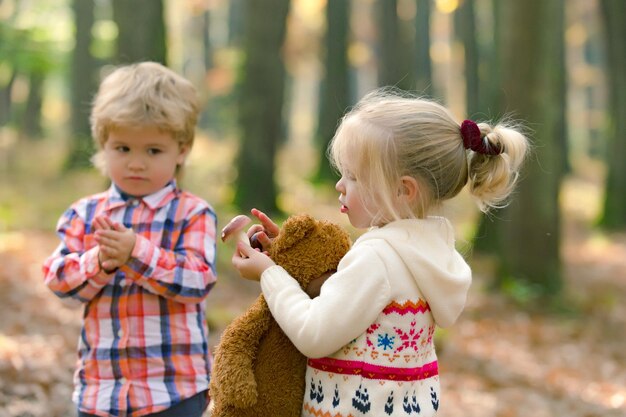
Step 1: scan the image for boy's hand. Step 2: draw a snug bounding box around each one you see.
[247,208,280,251]
[232,242,276,281]
[95,219,136,272]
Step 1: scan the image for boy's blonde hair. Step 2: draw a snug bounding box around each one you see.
[329,88,528,226]
[90,62,200,175]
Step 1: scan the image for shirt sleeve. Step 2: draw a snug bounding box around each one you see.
[43,207,115,302]
[121,207,217,304]
[260,243,391,358]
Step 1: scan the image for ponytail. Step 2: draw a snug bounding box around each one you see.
[466,122,529,212]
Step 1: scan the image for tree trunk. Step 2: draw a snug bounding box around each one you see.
[0,71,16,127]
[112,0,167,64]
[233,0,291,215]
[377,0,414,90]
[414,0,433,96]
[455,0,479,117]
[314,0,350,184]
[65,0,97,170]
[472,0,502,254]
[597,0,626,230]
[202,9,213,71]
[21,73,44,139]
[480,0,565,297]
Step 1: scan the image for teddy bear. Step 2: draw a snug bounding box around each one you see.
[210,213,352,417]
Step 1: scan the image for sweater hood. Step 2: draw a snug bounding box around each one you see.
[356,217,471,327]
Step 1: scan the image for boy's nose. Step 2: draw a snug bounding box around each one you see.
[128,158,145,170]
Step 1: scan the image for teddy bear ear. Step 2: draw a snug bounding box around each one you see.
[271,214,318,253]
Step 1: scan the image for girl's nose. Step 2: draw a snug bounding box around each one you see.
[335,178,344,193]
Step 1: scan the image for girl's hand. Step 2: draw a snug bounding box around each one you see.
[232,242,276,281]
[247,208,280,251]
[95,222,136,271]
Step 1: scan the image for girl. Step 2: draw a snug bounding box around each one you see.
[232,88,528,416]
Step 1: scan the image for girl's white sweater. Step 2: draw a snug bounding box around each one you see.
[261,217,471,416]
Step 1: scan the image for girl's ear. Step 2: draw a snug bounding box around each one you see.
[399,176,419,202]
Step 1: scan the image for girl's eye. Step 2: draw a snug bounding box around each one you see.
[148,148,162,155]
[116,146,130,153]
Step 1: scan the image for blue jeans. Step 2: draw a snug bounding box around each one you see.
[77,390,208,417]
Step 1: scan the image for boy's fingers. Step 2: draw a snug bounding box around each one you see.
[101,260,119,270]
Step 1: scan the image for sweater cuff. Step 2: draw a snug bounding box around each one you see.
[260,265,299,294]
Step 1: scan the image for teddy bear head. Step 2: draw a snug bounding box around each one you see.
[268,214,351,289]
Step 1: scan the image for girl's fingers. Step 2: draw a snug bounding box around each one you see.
[250,208,279,238]
[252,231,272,251]
[246,224,264,238]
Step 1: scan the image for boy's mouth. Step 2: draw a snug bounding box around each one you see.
[340,204,348,213]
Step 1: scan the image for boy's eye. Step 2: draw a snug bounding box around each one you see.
[116,146,130,153]
[148,148,162,155]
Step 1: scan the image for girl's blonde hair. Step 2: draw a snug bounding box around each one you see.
[90,62,199,175]
[329,88,528,225]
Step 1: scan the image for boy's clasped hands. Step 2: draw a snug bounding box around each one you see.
[93,216,136,273]
[91,207,278,278]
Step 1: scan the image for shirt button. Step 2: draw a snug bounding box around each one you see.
[118,329,124,338]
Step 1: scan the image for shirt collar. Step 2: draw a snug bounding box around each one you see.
[104,181,179,212]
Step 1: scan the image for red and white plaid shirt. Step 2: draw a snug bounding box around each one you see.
[43,181,217,417]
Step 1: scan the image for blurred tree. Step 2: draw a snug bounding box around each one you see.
[234,0,291,215]
[455,0,479,117]
[202,9,213,71]
[21,73,44,138]
[65,0,98,170]
[228,0,244,46]
[0,20,18,127]
[474,0,565,298]
[112,0,167,64]
[0,20,55,136]
[314,0,350,184]
[470,0,501,255]
[597,0,626,230]
[377,0,414,90]
[414,0,433,96]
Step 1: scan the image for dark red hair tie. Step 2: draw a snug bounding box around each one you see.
[460,119,502,155]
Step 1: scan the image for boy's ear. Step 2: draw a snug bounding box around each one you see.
[176,144,190,164]
[399,176,419,202]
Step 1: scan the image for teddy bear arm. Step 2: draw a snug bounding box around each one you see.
[210,296,273,408]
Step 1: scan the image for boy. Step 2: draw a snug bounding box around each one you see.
[43,62,217,417]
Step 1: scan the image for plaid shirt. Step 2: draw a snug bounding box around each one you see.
[43,181,217,417]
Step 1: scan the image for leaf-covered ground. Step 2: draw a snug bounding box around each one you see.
[0,200,624,417]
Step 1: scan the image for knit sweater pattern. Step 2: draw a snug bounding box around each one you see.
[261,217,471,417]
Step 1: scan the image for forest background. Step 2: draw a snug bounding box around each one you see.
[0,0,625,416]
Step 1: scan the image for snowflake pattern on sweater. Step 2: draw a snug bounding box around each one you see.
[302,299,441,416]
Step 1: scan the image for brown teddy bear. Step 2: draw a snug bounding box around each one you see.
[210,213,352,417]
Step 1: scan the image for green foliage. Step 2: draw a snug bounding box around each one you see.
[498,275,545,305]
[0,21,59,78]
